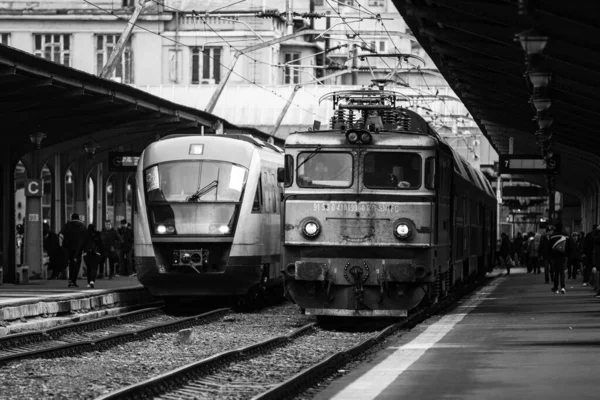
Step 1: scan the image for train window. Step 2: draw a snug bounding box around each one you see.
[425,157,436,189]
[297,152,353,188]
[252,176,263,213]
[364,152,421,189]
[283,155,293,187]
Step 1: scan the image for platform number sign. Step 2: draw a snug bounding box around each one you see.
[109,151,142,172]
[498,154,561,175]
[25,179,43,197]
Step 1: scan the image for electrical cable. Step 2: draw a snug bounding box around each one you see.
[82,0,328,121]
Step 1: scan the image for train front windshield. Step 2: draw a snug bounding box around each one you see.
[144,161,248,235]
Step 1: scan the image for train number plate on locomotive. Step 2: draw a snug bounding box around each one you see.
[313,202,405,213]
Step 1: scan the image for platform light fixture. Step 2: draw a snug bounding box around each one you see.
[516,28,549,55]
[29,132,46,149]
[535,113,554,129]
[531,94,552,112]
[528,70,552,88]
[83,139,99,160]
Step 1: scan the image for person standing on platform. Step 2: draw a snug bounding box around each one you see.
[548,223,573,294]
[60,213,87,288]
[569,232,583,280]
[540,226,551,283]
[100,220,123,279]
[83,224,103,289]
[43,223,61,280]
[592,225,600,298]
[528,230,542,275]
[500,233,512,276]
[117,219,133,276]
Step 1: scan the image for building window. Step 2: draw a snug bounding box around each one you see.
[1,33,9,45]
[191,47,221,84]
[96,34,133,83]
[33,34,71,66]
[283,52,300,84]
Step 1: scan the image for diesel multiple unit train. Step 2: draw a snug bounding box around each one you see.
[134,134,284,307]
[134,83,497,317]
[279,84,497,317]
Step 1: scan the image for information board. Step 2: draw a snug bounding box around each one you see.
[498,154,560,175]
[109,152,142,172]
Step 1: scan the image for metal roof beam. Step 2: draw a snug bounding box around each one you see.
[0,77,55,99]
[422,0,526,28]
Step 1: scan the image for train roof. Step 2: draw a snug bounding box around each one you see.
[162,133,283,153]
[285,130,439,148]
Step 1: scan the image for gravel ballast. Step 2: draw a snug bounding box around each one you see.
[0,305,313,400]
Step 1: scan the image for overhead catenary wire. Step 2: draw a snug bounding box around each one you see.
[82,0,328,122]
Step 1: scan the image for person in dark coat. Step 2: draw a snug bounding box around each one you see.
[540,227,552,283]
[100,220,123,279]
[60,213,87,288]
[500,233,511,276]
[548,222,574,294]
[592,225,600,297]
[569,232,583,280]
[514,232,524,268]
[83,224,103,289]
[117,219,133,276]
[43,223,63,280]
[583,224,597,287]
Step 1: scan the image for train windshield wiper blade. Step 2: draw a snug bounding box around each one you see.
[187,180,218,202]
[295,145,322,172]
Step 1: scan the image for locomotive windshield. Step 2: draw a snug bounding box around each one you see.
[363,152,422,189]
[297,152,353,188]
[144,161,248,235]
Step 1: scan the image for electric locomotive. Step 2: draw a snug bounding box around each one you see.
[278,82,497,318]
[134,133,284,306]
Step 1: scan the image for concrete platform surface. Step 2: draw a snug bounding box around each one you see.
[312,268,600,400]
[0,276,158,336]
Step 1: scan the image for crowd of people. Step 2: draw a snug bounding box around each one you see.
[498,222,600,297]
[42,213,134,289]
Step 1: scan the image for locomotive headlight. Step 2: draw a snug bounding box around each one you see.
[218,225,230,234]
[346,131,359,144]
[396,224,410,237]
[393,218,415,240]
[301,218,321,239]
[166,226,175,233]
[360,132,372,144]
[156,225,167,234]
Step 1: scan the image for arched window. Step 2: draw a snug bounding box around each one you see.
[41,164,53,226]
[106,175,116,225]
[65,168,75,223]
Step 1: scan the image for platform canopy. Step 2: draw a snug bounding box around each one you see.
[0,44,272,159]
[393,0,600,197]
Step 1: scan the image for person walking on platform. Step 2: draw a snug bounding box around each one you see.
[540,226,551,283]
[500,233,512,276]
[83,224,103,289]
[569,232,583,280]
[100,220,123,279]
[548,223,573,294]
[60,213,87,288]
[582,225,596,286]
[591,225,600,298]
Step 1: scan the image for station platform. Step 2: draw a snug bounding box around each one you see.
[0,276,159,336]
[314,267,600,400]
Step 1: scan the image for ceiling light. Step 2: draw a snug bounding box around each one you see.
[516,28,549,55]
[531,96,551,112]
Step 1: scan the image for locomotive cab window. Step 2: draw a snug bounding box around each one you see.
[296,152,353,188]
[363,152,422,189]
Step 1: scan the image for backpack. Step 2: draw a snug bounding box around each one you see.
[552,235,567,255]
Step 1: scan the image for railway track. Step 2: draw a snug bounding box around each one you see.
[97,277,491,400]
[0,307,230,366]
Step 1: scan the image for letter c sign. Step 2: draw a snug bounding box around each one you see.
[25,179,43,197]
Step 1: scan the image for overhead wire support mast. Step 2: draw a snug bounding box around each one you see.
[100,0,151,79]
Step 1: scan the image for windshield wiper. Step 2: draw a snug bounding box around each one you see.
[295,145,323,173]
[187,180,218,202]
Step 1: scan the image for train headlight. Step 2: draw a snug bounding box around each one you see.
[218,225,230,234]
[360,132,372,144]
[393,219,415,240]
[346,130,359,144]
[301,218,321,239]
[156,224,175,234]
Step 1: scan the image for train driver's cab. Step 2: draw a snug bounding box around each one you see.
[363,152,422,189]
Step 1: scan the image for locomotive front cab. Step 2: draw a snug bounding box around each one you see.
[281,133,439,317]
